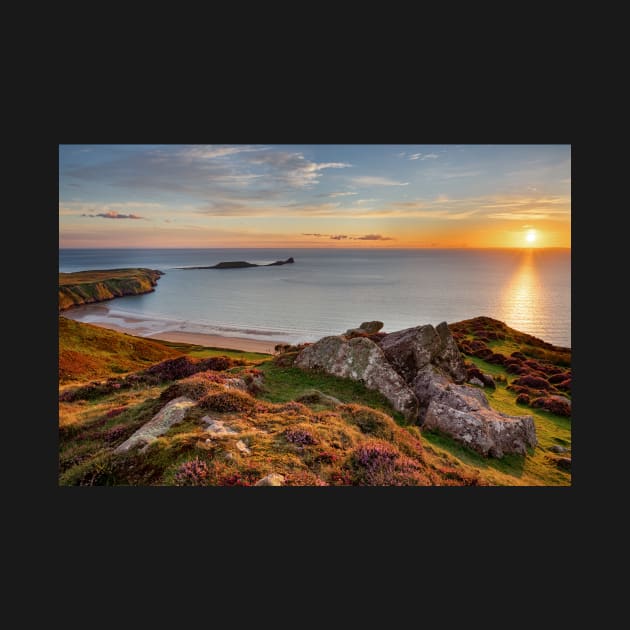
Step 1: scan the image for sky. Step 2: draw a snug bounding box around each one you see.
[59,144,571,248]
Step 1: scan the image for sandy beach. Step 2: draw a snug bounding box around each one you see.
[61,304,281,354]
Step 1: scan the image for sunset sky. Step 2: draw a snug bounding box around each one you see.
[59,144,570,248]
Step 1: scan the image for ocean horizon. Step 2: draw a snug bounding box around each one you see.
[59,247,571,348]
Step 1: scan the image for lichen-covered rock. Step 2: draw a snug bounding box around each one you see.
[255,473,285,486]
[414,367,537,457]
[378,322,466,384]
[294,336,419,420]
[115,396,195,453]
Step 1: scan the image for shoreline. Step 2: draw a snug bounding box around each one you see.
[60,304,283,354]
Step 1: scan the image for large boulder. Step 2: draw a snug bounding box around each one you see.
[294,336,419,421]
[414,367,537,457]
[379,322,466,384]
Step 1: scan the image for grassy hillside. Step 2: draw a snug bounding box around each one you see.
[59,317,183,383]
[59,268,162,311]
[58,317,571,486]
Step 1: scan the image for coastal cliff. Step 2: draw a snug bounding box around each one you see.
[58,268,163,311]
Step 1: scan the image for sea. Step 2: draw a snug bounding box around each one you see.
[59,248,571,348]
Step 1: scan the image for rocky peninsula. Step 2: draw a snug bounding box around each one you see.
[179,257,295,270]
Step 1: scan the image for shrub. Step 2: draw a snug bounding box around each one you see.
[145,357,198,381]
[516,393,530,405]
[513,375,550,390]
[339,404,395,440]
[106,406,127,418]
[276,401,312,416]
[199,389,255,413]
[284,426,318,446]
[198,356,241,371]
[531,396,571,417]
[348,440,425,486]
[549,372,571,384]
[160,374,223,402]
[284,470,328,486]
[102,425,129,443]
[173,458,210,486]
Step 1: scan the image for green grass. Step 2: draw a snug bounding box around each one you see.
[257,361,405,422]
[157,340,270,362]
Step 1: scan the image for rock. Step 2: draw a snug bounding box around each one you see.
[556,457,571,470]
[378,322,466,384]
[470,377,484,387]
[480,373,496,389]
[115,397,195,453]
[344,320,384,338]
[415,367,537,457]
[224,451,236,461]
[203,416,238,436]
[295,336,419,420]
[296,389,342,407]
[255,473,285,486]
[549,445,568,453]
[235,439,251,455]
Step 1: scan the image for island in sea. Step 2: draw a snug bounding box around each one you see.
[58,268,571,486]
[178,257,295,270]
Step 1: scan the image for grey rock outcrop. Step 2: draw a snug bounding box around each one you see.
[294,336,419,420]
[415,367,537,457]
[115,396,195,453]
[379,322,466,384]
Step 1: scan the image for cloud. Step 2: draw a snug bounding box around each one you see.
[408,153,439,161]
[178,145,263,159]
[327,191,358,197]
[63,146,352,200]
[82,211,145,220]
[301,232,394,241]
[351,176,409,187]
[354,234,394,241]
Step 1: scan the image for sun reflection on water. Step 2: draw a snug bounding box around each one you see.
[500,249,541,334]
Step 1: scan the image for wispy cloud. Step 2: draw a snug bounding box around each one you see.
[352,176,409,187]
[302,232,394,241]
[82,211,145,220]
[408,152,439,161]
[327,191,358,197]
[355,234,394,240]
[178,145,263,159]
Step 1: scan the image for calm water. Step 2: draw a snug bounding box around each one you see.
[59,248,571,348]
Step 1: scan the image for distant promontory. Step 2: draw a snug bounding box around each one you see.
[58,268,163,311]
[180,257,295,270]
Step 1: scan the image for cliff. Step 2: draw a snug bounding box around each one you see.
[58,268,163,311]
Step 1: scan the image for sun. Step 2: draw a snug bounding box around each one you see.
[525,229,537,244]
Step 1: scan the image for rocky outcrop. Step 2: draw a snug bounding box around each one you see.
[294,336,419,421]
[416,367,537,457]
[59,268,163,311]
[292,319,537,458]
[115,396,195,453]
[379,322,467,384]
